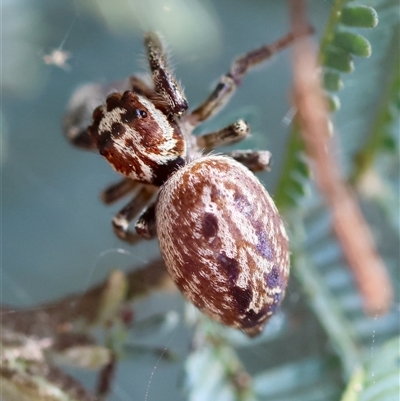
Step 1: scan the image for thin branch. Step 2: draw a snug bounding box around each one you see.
[1,258,173,338]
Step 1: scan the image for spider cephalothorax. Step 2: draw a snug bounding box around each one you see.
[90,90,187,186]
[64,30,309,336]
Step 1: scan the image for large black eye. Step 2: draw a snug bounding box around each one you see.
[122,108,146,123]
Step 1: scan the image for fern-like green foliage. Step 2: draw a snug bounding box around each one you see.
[350,35,399,183]
[273,126,310,211]
[274,0,382,211]
[320,2,378,111]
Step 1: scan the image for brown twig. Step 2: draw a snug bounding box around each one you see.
[288,0,393,314]
[1,258,173,338]
[1,258,173,401]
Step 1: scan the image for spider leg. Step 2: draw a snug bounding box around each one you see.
[188,27,313,125]
[144,32,188,116]
[135,201,157,239]
[63,115,97,150]
[129,74,176,113]
[64,79,133,150]
[112,186,157,243]
[196,120,271,172]
[224,150,272,172]
[101,178,140,205]
[65,127,96,149]
[63,84,104,150]
[196,119,250,151]
[65,75,163,150]
[129,75,155,97]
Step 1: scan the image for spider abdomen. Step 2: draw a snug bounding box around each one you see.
[156,155,290,336]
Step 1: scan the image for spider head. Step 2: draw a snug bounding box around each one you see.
[89,91,187,186]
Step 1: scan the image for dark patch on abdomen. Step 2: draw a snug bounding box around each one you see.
[202,213,218,238]
[255,226,273,261]
[216,252,254,314]
[265,266,281,289]
[232,286,252,313]
[217,251,239,282]
[241,304,270,329]
[233,191,252,216]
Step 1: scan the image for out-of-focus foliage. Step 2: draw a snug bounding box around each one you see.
[340,337,400,401]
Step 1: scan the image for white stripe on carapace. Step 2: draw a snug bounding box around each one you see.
[138,95,186,159]
[97,96,185,182]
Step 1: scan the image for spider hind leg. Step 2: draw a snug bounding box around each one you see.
[112,186,158,244]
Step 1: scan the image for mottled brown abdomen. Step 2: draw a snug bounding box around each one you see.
[156,155,290,336]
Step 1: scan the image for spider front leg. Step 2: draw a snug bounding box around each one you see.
[196,119,250,151]
[144,32,188,116]
[62,83,103,150]
[63,80,133,150]
[196,120,271,172]
[188,28,312,126]
[112,186,158,243]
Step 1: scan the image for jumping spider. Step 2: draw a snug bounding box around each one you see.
[64,30,306,244]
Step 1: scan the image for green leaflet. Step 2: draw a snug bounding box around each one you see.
[323,48,355,72]
[323,71,344,92]
[341,5,379,28]
[332,31,372,57]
